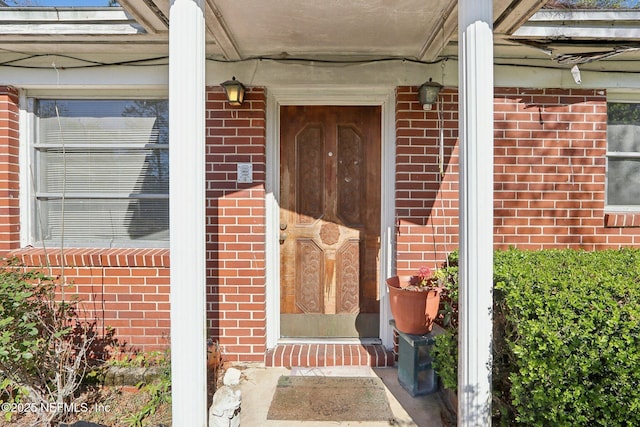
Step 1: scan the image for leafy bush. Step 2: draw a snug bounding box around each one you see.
[434,251,459,330]
[494,248,640,426]
[432,252,459,390]
[0,260,100,426]
[431,329,457,390]
[432,248,640,426]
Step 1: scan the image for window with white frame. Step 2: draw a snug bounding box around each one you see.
[32,98,169,247]
[607,101,640,210]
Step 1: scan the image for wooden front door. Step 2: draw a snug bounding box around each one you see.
[279,105,381,338]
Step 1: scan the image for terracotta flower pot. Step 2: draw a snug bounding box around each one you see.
[386,276,441,335]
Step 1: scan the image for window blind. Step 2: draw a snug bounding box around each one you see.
[34,99,169,246]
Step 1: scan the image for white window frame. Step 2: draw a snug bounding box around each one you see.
[606,91,640,213]
[20,89,170,248]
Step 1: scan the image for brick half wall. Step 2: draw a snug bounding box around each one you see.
[10,248,170,354]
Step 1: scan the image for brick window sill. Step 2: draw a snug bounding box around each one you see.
[8,247,170,268]
[604,212,640,228]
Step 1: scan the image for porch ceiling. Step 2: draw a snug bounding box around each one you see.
[125,0,547,61]
[0,0,548,62]
[6,1,640,74]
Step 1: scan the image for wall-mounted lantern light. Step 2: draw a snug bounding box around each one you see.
[418,78,443,110]
[220,76,246,106]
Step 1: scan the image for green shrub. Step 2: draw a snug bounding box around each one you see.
[432,252,459,390]
[494,248,640,426]
[432,248,640,426]
[0,259,99,425]
[435,251,459,330]
[431,329,457,390]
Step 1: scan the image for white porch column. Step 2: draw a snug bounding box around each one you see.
[458,0,494,426]
[169,0,207,426]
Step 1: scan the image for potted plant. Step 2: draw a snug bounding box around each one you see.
[386,266,443,335]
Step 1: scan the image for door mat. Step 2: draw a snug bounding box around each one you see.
[267,376,394,422]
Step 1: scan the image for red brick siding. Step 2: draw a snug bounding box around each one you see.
[0,85,268,362]
[395,86,460,275]
[9,247,170,353]
[3,84,639,363]
[0,86,170,355]
[494,88,611,249]
[605,212,640,228]
[205,87,267,363]
[396,86,640,278]
[0,87,20,253]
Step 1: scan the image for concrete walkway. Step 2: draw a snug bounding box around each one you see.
[235,365,447,427]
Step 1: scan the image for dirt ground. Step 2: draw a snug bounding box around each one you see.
[1,344,224,426]
[0,386,172,427]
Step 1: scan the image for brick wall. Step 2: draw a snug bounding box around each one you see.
[0,85,268,362]
[0,87,20,252]
[494,88,611,249]
[2,84,638,362]
[11,248,170,354]
[396,86,640,278]
[0,86,170,356]
[395,87,460,275]
[205,86,267,363]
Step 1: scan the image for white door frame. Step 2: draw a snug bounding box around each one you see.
[265,85,396,349]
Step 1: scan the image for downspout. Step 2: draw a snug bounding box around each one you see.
[458,0,494,425]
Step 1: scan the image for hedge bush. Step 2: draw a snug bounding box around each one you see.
[434,248,640,426]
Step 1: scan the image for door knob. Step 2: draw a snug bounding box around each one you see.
[280,223,288,230]
[279,232,288,244]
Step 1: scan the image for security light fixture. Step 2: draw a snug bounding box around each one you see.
[418,78,443,110]
[220,76,246,106]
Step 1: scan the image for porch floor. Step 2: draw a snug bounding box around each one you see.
[265,343,395,368]
[237,365,447,427]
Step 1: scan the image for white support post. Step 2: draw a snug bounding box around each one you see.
[169,1,207,426]
[458,0,494,426]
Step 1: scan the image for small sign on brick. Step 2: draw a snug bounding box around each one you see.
[237,163,253,183]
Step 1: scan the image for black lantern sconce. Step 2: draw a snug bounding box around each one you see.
[418,78,443,110]
[220,76,246,106]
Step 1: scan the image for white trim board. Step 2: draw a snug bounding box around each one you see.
[265,86,397,349]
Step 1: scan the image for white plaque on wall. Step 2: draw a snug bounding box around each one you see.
[237,163,253,183]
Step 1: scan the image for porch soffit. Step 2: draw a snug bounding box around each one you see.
[7,1,640,74]
[0,0,547,62]
[495,9,640,72]
[130,0,548,62]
